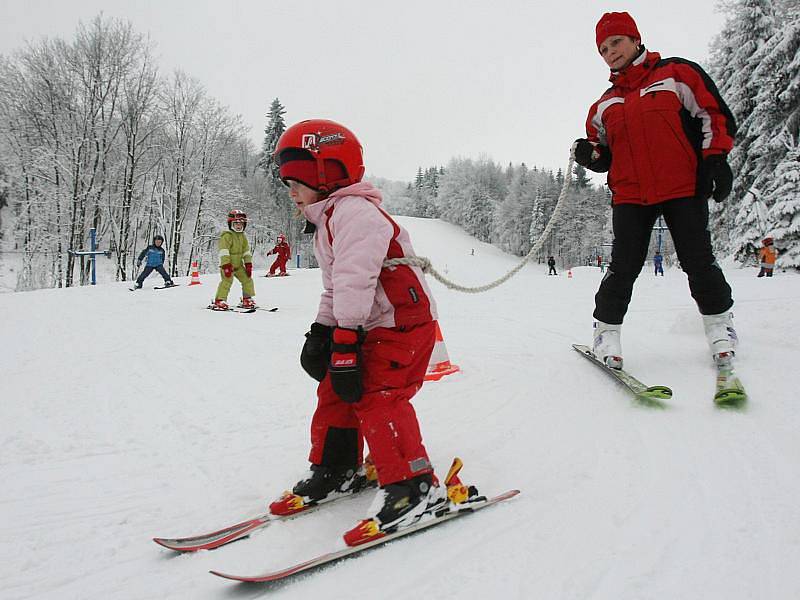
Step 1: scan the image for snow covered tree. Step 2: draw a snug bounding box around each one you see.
[766,146,800,267]
[257,98,286,185]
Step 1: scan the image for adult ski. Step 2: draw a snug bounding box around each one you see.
[154,283,180,290]
[209,489,520,583]
[572,344,673,408]
[714,362,748,409]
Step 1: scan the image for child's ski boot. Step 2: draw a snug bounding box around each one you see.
[269,456,378,516]
[342,457,482,546]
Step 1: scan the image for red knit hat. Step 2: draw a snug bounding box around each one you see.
[595,12,641,49]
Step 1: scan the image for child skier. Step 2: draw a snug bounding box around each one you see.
[653,251,664,276]
[547,256,557,275]
[267,119,452,546]
[266,234,291,276]
[758,237,776,277]
[131,235,174,290]
[211,210,257,310]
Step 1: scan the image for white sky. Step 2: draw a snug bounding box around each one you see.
[0,1,726,182]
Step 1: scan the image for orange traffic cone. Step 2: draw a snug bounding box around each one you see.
[424,322,460,382]
[189,260,201,285]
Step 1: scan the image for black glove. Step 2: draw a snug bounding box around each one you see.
[574,139,611,172]
[574,139,596,167]
[697,154,733,202]
[329,327,366,403]
[300,323,333,382]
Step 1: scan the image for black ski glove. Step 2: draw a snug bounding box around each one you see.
[697,154,733,202]
[329,327,366,403]
[574,139,611,172]
[300,322,333,382]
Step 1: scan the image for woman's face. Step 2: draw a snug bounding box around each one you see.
[289,180,321,213]
[599,35,640,70]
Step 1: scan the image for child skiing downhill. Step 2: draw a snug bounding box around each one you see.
[266,234,291,276]
[267,119,454,546]
[758,237,776,277]
[211,210,257,310]
[131,235,174,290]
[653,251,664,276]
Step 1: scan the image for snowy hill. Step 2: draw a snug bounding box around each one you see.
[2,216,799,600]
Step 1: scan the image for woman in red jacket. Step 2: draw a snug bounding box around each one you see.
[575,11,738,370]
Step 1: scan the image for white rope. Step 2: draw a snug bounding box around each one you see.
[383,144,578,293]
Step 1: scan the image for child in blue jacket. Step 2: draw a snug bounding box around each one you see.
[131,235,174,290]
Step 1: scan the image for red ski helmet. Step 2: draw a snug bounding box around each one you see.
[274,119,365,193]
[227,209,247,230]
[763,237,774,246]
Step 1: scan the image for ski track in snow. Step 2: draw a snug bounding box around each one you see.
[1,216,799,599]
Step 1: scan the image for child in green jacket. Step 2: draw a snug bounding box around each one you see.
[211,209,256,310]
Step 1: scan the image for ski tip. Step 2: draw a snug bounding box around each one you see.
[152,537,181,551]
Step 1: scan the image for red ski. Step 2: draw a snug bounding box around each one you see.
[209,489,520,583]
[154,484,373,552]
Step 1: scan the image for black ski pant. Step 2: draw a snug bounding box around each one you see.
[136,264,171,286]
[594,196,733,325]
[549,266,557,275]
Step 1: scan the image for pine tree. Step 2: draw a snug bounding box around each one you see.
[710,0,777,247]
[766,146,800,267]
[258,98,286,184]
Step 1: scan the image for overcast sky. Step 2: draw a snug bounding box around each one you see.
[0,1,727,182]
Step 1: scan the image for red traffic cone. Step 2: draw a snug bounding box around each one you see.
[189,260,201,285]
[424,322,460,382]
[567,269,573,278]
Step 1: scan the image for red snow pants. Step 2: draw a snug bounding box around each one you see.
[308,321,436,486]
[269,256,288,275]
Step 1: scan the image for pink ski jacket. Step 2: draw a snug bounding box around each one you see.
[303,182,438,330]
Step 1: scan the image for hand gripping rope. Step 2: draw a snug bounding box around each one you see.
[382,143,578,293]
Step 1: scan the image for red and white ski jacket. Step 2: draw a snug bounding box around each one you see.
[303,182,437,330]
[585,49,736,205]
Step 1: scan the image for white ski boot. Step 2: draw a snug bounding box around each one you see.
[593,320,623,369]
[702,311,738,366]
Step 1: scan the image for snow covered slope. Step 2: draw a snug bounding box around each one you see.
[2,216,799,599]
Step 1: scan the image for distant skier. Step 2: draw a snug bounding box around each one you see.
[757,237,776,277]
[574,11,738,371]
[547,256,558,275]
[211,209,256,310]
[131,235,174,290]
[267,119,452,546]
[266,233,291,277]
[653,251,664,276]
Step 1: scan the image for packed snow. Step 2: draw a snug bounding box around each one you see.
[2,217,799,599]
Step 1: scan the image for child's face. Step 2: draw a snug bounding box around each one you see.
[155,239,162,246]
[232,221,245,232]
[289,180,321,213]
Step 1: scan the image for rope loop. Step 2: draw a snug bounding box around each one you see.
[383,144,578,294]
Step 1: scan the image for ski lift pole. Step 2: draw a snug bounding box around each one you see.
[653,216,667,253]
[67,228,112,285]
